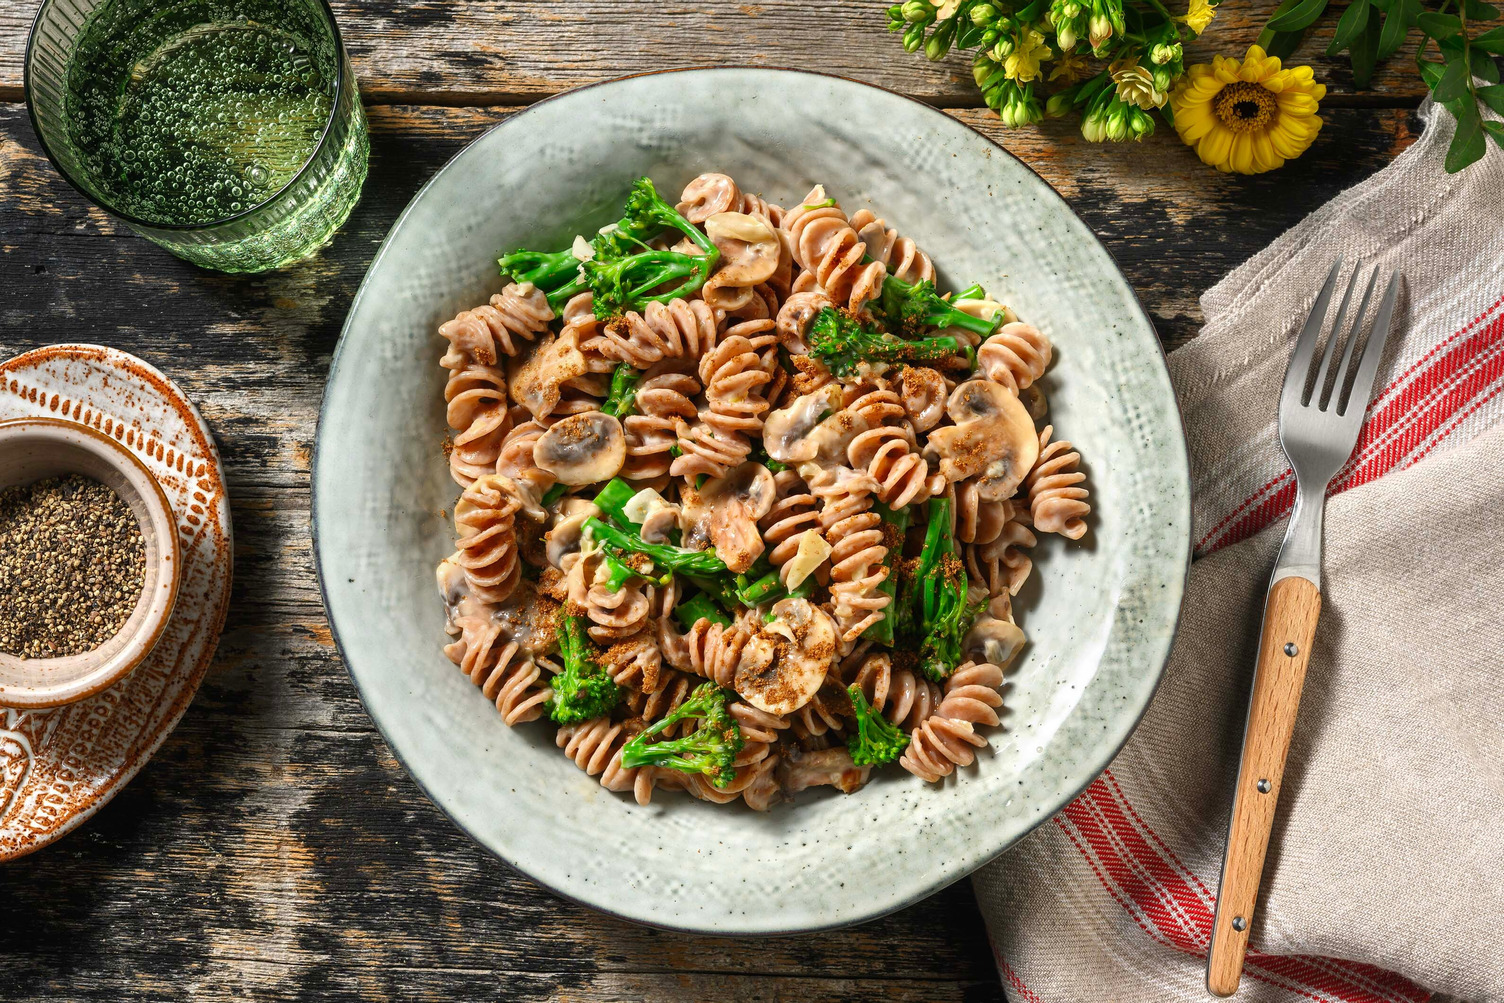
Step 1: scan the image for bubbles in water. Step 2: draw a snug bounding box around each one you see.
[67,10,334,225]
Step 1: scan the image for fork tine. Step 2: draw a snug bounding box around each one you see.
[1311,265,1361,408]
[1332,267,1380,412]
[1281,256,1344,413]
[1342,270,1402,417]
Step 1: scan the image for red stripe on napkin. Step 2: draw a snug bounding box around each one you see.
[1047,771,1431,1003]
[1198,294,1504,554]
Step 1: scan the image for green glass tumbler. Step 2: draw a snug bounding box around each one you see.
[25,0,369,273]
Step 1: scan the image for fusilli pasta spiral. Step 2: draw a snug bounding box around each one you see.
[781,187,886,314]
[671,329,776,480]
[899,660,1006,782]
[978,322,1052,394]
[452,474,524,604]
[849,208,935,285]
[1026,425,1090,540]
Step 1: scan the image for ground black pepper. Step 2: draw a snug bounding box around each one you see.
[0,474,146,659]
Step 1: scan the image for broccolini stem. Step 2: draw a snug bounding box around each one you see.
[674,593,732,631]
[863,501,911,646]
[917,496,955,634]
[496,247,583,292]
[584,518,728,576]
[591,477,639,529]
[601,364,642,420]
[734,569,814,607]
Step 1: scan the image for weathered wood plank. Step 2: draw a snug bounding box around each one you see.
[0,101,1421,351]
[0,1,1431,106]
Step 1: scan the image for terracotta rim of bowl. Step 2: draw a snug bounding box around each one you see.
[0,416,182,707]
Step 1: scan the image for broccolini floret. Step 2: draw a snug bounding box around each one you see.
[582,249,714,319]
[846,685,910,767]
[620,682,744,788]
[878,276,1002,340]
[895,497,985,682]
[548,614,621,724]
[595,177,716,259]
[498,177,721,317]
[918,586,988,683]
[808,308,970,377]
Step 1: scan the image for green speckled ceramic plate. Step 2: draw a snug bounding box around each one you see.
[314,68,1190,934]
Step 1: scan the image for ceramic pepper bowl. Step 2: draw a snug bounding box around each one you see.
[0,417,181,708]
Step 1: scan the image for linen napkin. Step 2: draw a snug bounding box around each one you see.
[973,98,1504,1003]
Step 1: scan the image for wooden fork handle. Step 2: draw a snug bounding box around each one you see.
[1206,575,1322,997]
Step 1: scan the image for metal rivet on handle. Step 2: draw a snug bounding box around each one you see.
[1257,779,1271,793]
[1232,916,1247,932]
[1284,642,1298,656]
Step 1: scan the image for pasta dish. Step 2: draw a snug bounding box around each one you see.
[433,173,1090,810]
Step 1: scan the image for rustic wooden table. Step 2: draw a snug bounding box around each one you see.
[0,3,1426,1000]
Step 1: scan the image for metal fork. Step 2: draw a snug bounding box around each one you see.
[1206,259,1403,997]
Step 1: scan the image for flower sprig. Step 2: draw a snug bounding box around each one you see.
[887,0,1217,140]
[1258,0,1503,171]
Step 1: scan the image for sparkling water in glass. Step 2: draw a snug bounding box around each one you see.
[25,0,369,273]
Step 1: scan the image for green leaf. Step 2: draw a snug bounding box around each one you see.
[1259,0,1307,45]
[1484,120,1504,149]
[1350,14,1383,86]
[1463,0,1500,18]
[1480,82,1504,114]
[1268,0,1333,32]
[1377,0,1421,57]
[1418,58,1446,89]
[1445,101,1487,172]
[1416,11,1462,37]
[1473,48,1502,83]
[1474,25,1504,54]
[1328,0,1372,54]
[1265,28,1310,58]
[1433,56,1471,101]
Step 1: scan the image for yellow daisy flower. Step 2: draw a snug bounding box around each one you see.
[1004,27,1050,83]
[1169,45,1326,175]
[1177,0,1217,35]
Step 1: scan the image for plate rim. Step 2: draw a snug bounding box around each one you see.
[312,64,1192,934]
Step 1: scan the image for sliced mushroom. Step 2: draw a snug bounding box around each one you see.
[508,328,590,419]
[762,384,843,464]
[682,461,777,573]
[702,219,782,312]
[963,600,1027,670]
[737,597,837,716]
[623,487,682,545]
[532,411,626,485]
[895,366,948,433]
[776,746,870,795]
[545,498,602,570]
[774,289,833,352]
[1019,382,1049,423]
[925,379,1039,500]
